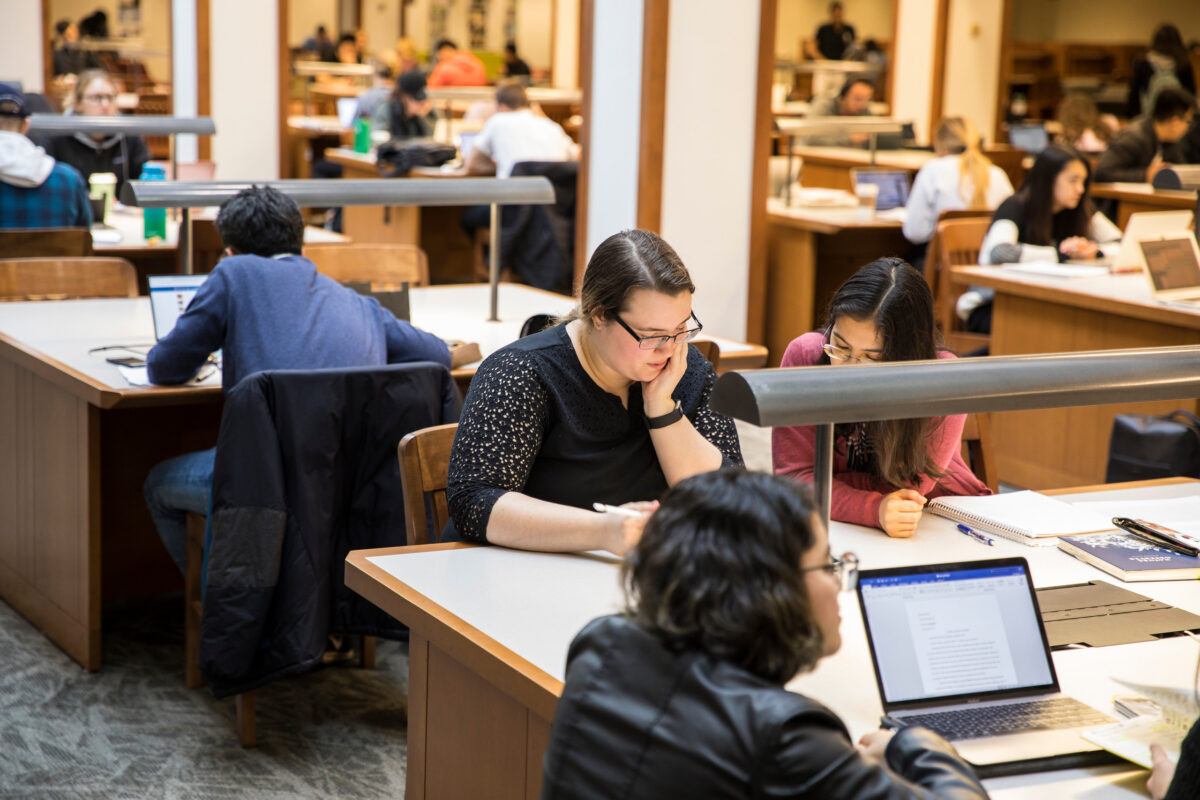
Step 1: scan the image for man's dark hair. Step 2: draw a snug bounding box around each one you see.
[1151,86,1196,122]
[55,19,71,36]
[505,42,518,55]
[623,469,825,685]
[495,79,529,109]
[215,185,304,257]
[337,33,356,47]
[435,39,457,52]
[830,1,844,12]
[839,75,874,98]
[316,25,327,36]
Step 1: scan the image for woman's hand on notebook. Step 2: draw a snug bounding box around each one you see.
[879,489,927,538]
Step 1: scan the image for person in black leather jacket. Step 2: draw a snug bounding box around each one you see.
[541,469,988,800]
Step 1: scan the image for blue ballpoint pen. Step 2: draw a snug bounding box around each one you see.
[956,523,995,546]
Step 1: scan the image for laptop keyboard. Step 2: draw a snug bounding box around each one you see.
[898,697,1113,740]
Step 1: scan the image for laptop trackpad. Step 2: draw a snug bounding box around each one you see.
[954,726,1102,766]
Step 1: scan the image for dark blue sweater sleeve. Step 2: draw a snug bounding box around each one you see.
[146,270,229,385]
[377,303,452,368]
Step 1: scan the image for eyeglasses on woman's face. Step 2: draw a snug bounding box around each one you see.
[820,342,883,364]
[613,311,703,350]
[800,551,859,592]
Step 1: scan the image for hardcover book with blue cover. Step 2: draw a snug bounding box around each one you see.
[1058,532,1200,582]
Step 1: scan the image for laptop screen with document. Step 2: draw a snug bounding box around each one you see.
[857,560,1057,710]
[852,170,910,211]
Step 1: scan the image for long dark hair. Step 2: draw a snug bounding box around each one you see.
[1150,23,1191,75]
[1016,144,1093,247]
[821,257,943,489]
[623,469,825,684]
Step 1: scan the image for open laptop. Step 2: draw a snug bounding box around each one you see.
[850,169,910,211]
[457,130,479,163]
[856,558,1117,769]
[1112,210,1194,271]
[1140,235,1200,304]
[1008,122,1049,155]
[336,97,359,129]
[148,274,208,340]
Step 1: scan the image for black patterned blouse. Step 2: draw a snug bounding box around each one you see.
[446,324,743,542]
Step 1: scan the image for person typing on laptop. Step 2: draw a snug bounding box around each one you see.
[541,469,987,800]
[142,185,450,572]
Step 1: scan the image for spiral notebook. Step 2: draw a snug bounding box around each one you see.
[926,491,1114,547]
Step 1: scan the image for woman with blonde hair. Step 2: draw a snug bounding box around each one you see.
[902,116,1014,247]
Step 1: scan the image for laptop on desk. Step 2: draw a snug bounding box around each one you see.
[148,274,208,340]
[856,558,1118,771]
[1008,123,1049,155]
[1112,210,1194,271]
[1139,235,1200,305]
[850,169,910,211]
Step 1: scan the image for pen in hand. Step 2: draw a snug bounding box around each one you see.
[592,502,648,518]
[956,523,995,547]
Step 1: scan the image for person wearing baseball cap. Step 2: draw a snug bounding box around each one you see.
[0,82,92,229]
[376,68,437,140]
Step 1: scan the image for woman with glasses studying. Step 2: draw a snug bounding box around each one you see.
[445,228,742,554]
[772,258,990,538]
[541,469,987,799]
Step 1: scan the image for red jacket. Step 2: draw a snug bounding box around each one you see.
[427,51,487,87]
[771,332,991,529]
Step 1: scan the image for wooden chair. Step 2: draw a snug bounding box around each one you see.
[0,258,138,301]
[0,227,94,258]
[690,339,721,372]
[398,423,460,545]
[922,211,992,332]
[933,217,993,355]
[961,412,999,493]
[304,244,431,288]
[183,511,376,747]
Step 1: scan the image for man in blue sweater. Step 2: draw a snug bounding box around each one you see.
[143,185,450,571]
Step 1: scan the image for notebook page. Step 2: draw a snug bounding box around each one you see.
[1080,715,1185,768]
[927,490,1115,538]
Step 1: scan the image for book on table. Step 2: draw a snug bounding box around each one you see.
[925,491,1113,547]
[1080,677,1199,769]
[1057,531,1200,581]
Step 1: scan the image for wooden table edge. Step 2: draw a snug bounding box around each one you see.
[345,543,564,721]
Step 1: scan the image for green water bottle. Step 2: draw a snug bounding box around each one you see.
[141,163,167,242]
[353,117,372,153]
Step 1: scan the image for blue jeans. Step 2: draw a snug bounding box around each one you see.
[143,447,215,572]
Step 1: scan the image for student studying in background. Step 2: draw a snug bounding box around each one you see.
[803,76,877,147]
[902,116,1014,248]
[958,145,1121,334]
[445,229,742,555]
[540,469,988,800]
[1056,92,1117,154]
[142,186,450,572]
[0,82,92,229]
[1126,23,1197,120]
[1095,86,1195,184]
[38,69,150,199]
[427,39,487,87]
[772,259,990,539]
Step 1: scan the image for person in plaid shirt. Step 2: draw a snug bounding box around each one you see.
[0,82,92,229]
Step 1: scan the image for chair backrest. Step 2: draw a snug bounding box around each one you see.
[961,412,999,493]
[923,211,992,309]
[398,423,459,545]
[304,244,431,288]
[933,217,992,352]
[690,339,721,372]
[0,257,138,300]
[0,227,94,258]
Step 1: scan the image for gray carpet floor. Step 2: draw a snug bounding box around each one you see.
[0,594,410,799]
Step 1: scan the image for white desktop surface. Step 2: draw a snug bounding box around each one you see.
[0,285,754,389]
[363,481,1200,798]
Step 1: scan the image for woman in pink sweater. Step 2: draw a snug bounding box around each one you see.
[772,258,990,537]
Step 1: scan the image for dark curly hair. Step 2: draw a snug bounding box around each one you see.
[622,469,825,684]
[214,185,305,257]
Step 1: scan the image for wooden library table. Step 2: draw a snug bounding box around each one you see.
[1090,182,1197,228]
[953,264,1200,489]
[346,478,1200,800]
[787,145,934,192]
[0,285,763,670]
[286,115,347,179]
[765,198,911,362]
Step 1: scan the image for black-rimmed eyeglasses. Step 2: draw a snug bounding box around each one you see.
[800,552,859,592]
[613,312,703,350]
